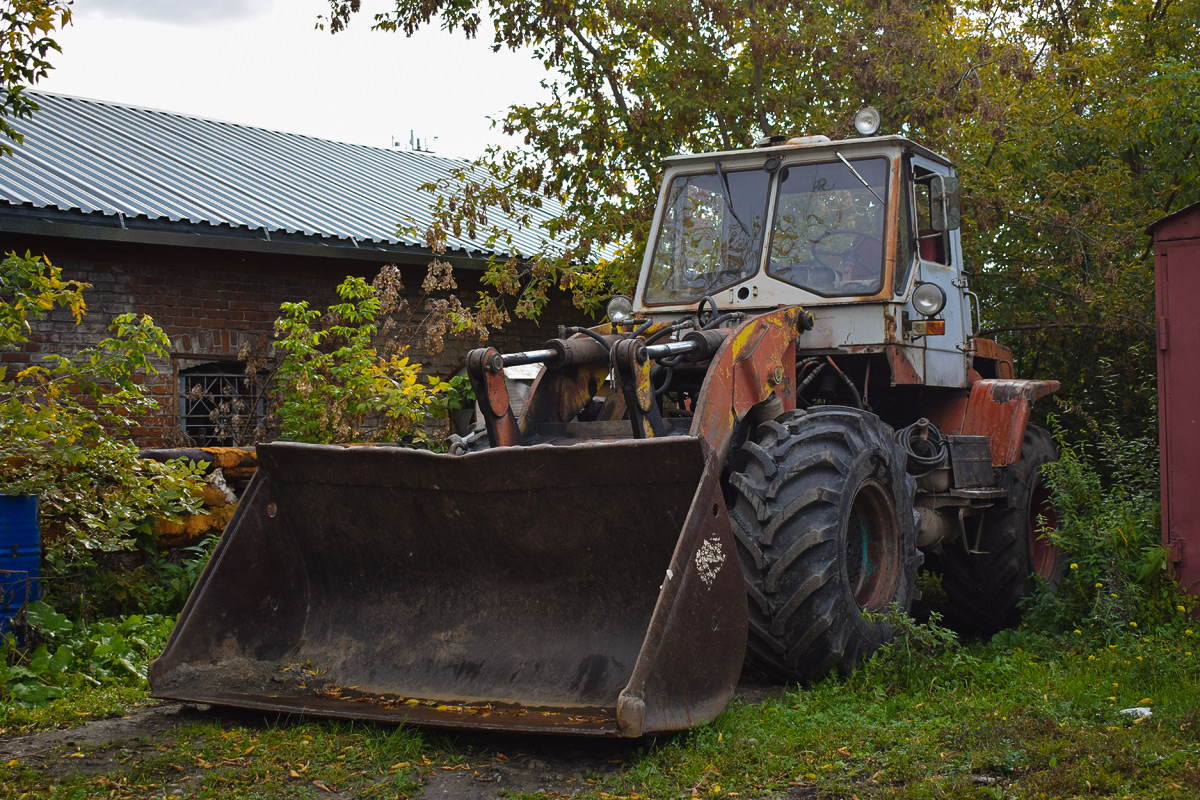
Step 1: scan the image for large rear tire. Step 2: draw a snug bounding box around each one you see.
[940,425,1063,636]
[728,407,919,681]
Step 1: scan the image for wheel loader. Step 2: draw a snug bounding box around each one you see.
[150,121,1062,737]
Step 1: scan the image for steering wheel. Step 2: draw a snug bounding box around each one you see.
[811,230,884,272]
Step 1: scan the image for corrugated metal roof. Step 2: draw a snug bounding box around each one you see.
[0,91,564,259]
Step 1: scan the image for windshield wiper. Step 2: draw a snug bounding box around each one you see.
[715,160,752,237]
[836,152,884,204]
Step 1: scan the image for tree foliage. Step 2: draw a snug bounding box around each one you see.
[0,0,71,156]
[330,0,1199,433]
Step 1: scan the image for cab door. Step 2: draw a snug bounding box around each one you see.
[908,154,970,388]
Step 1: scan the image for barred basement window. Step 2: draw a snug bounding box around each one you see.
[178,361,261,446]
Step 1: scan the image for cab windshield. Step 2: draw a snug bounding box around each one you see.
[767,157,888,296]
[643,167,770,305]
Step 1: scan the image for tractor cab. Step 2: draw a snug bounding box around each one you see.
[632,135,973,388]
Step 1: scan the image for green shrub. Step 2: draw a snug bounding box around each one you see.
[0,534,215,706]
[857,605,979,689]
[1023,421,1185,635]
[51,534,219,620]
[0,251,206,604]
[0,256,207,559]
[0,538,215,708]
[272,273,459,445]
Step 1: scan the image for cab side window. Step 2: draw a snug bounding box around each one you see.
[912,167,950,265]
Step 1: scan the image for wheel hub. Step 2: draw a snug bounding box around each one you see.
[845,480,901,612]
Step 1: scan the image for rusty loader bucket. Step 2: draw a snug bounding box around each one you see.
[149,437,746,736]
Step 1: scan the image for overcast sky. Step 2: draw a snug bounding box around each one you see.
[38,0,551,160]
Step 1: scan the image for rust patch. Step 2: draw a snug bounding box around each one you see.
[467,347,521,446]
[691,308,802,452]
[971,337,1015,378]
[883,307,899,344]
[885,344,922,385]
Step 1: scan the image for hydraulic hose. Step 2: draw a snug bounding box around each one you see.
[562,326,613,350]
[895,418,948,477]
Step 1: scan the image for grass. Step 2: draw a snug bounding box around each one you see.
[0,685,148,736]
[615,625,1200,799]
[2,623,1198,799]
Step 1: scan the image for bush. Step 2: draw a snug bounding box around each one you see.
[857,605,978,689]
[0,251,206,606]
[1023,419,1185,635]
[272,272,464,445]
[1,600,175,706]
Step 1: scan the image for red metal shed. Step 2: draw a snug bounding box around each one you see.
[1150,201,1200,597]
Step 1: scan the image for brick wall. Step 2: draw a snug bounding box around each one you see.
[1,233,583,446]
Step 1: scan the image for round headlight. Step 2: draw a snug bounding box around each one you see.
[912,282,947,317]
[854,106,882,136]
[606,295,634,323]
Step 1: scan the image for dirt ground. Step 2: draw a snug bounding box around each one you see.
[0,682,788,798]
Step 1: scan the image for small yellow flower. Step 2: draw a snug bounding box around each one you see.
[1179,605,1187,613]
[1095,582,1104,588]
[1111,593,1119,599]
[1070,563,1079,570]
[1187,630,1194,636]
[1074,629,1082,635]
[1130,622,1137,628]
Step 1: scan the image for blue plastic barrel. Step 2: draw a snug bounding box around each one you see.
[0,495,40,634]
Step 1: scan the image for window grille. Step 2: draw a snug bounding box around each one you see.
[178,362,260,446]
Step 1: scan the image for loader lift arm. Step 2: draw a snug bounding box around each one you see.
[466,305,813,454]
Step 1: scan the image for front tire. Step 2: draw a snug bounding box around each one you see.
[940,425,1063,635]
[728,407,919,681]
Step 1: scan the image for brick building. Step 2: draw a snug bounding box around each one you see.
[0,92,578,446]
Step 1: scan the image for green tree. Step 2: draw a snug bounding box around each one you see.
[0,0,72,156]
[328,0,1199,434]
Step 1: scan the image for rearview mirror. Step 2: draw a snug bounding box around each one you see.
[930,174,961,232]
